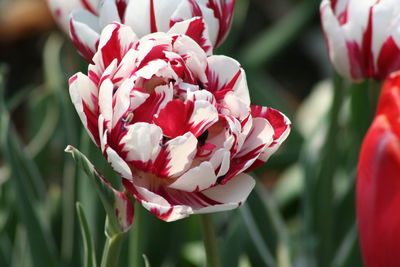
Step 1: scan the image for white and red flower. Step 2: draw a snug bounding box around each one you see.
[69,19,290,222]
[320,0,400,82]
[47,0,235,62]
[47,0,99,33]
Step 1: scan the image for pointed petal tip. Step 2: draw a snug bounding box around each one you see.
[65,145,75,153]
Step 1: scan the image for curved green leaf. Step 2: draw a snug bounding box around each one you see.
[66,146,134,237]
[76,203,98,267]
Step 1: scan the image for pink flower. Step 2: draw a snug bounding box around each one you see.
[47,0,235,62]
[357,71,400,267]
[69,19,290,222]
[320,0,400,82]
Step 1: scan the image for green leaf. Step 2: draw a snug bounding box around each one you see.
[0,235,12,267]
[239,204,276,267]
[142,254,151,267]
[11,225,32,267]
[331,224,362,267]
[76,203,98,267]
[65,146,134,237]
[220,213,248,267]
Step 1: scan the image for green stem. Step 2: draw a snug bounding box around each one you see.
[129,201,142,267]
[101,233,124,267]
[315,73,346,266]
[200,214,220,267]
[349,80,381,162]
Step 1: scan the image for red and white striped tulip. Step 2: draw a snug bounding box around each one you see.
[69,20,290,222]
[320,0,400,82]
[47,0,235,62]
[47,0,99,33]
[357,71,400,267]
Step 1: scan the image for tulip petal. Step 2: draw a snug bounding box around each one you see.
[168,17,213,55]
[222,118,274,183]
[357,116,400,267]
[156,132,198,178]
[247,105,291,171]
[206,55,250,106]
[124,0,181,37]
[122,179,193,222]
[98,0,121,29]
[70,10,101,63]
[120,123,163,165]
[320,0,352,80]
[154,97,218,139]
[195,173,255,214]
[169,161,217,192]
[106,146,133,180]
[69,72,100,145]
[93,23,137,70]
[171,0,219,46]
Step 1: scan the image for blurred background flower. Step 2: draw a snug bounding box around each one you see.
[47,0,235,62]
[320,0,400,82]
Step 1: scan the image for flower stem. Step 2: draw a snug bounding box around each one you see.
[101,233,124,267]
[129,201,142,267]
[200,214,220,267]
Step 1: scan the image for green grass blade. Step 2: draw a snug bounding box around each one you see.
[239,204,276,267]
[331,224,362,267]
[11,225,32,267]
[76,202,98,267]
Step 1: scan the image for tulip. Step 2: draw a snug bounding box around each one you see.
[320,0,400,82]
[69,19,291,222]
[47,0,235,62]
[46,0,99,33]
[357,71,400,266]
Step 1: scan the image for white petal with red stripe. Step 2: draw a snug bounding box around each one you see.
[170,34,208,81]
[171,0,219,46]
[120,123,163,163]
[93,23,137,70]
[69,72,99,143]
[189,99,219,137]
[320,1,351,80]
[168,17,213,55]
[106,146,133,179]
[98,78,115,130]
[169,161,217,192]
[195,173,255,214]
[206,55,250,106]
[209,148,231,177]
[70,10,101,62]
[124,0,182,37]
[123,180,193,222]
[112,78,134,128]
[157,132,198,178]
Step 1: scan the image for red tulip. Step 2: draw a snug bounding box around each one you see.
[357,71,400,267]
